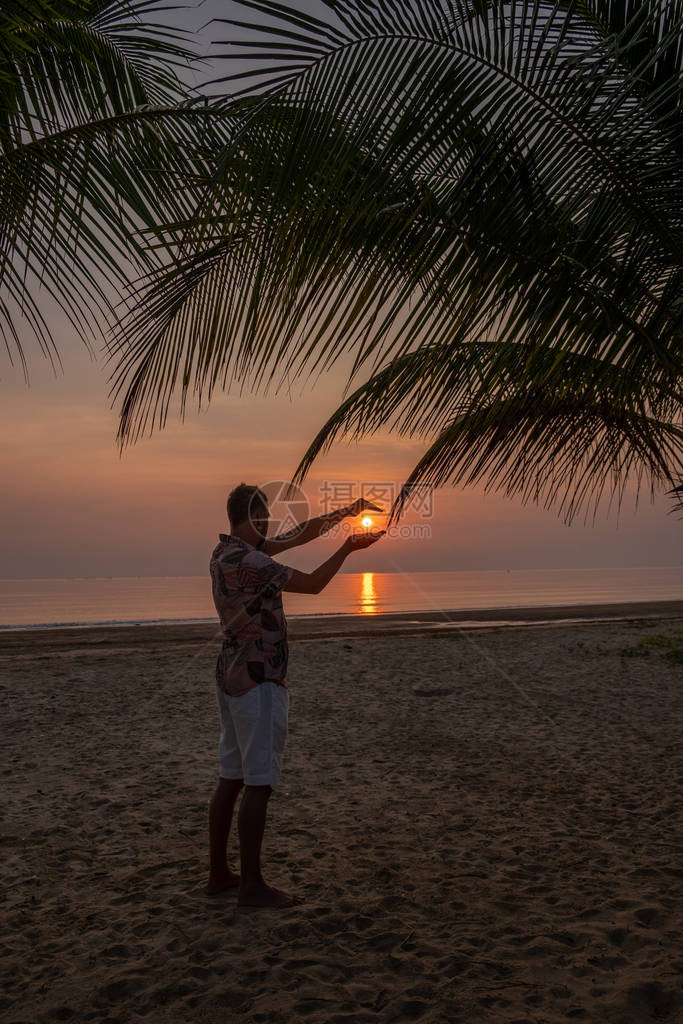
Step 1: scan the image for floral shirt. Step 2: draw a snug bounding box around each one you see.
[210,533,294,698]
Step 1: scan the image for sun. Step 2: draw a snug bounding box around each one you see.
[361,516,373,528]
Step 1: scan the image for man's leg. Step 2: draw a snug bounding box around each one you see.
[237,784,303,908]
[207,776,244,895]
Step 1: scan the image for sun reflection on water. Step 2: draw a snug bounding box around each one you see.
[359,572,377,615]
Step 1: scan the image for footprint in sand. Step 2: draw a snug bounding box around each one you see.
[626,980,681,1019]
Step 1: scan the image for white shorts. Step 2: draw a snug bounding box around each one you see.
[216,681,288,789]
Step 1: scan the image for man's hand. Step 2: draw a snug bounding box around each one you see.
[264,497,384,556]
[343,498,384,517]
[343,529,386,551]
[284,529,386,594]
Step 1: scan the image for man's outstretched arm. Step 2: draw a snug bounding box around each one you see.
[261,498,382,555]
[282,529,385,594]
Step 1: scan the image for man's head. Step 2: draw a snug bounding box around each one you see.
[227,483,269,545]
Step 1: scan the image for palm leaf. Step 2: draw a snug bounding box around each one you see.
[290,339,682,524]
[390,386,682,527]
[666,480,683,516]
[102,0,682,519]
[0,0,234,370]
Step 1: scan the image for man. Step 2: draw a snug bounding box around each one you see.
[208,482,384,909]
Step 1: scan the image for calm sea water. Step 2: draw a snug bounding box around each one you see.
[0,567,681,629]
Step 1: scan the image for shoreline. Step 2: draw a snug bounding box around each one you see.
[0,599,682,656]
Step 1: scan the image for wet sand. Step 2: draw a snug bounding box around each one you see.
[1,605,682,1023]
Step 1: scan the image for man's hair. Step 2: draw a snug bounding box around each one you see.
[227,483,268,528]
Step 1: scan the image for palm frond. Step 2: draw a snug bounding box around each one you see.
[0,0,223,370]
[389,379,682,527]
[1,0,197,141]
[666,479,683,516]
[290,338,682,524]
[98,0,683,519]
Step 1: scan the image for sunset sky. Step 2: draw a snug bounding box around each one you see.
[1,300,679,580]
[1,1,680,581]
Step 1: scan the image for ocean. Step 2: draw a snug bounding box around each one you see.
[0,566,681,630]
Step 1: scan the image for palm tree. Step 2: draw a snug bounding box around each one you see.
[21,1,683,525]
[0,0,238,381]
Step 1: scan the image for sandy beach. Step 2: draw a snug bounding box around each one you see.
[1,604,682,1023]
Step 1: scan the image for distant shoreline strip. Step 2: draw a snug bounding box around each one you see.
[1,600,682,635]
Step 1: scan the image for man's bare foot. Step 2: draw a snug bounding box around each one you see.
[238,882,304,908]
[206,868,241,896]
